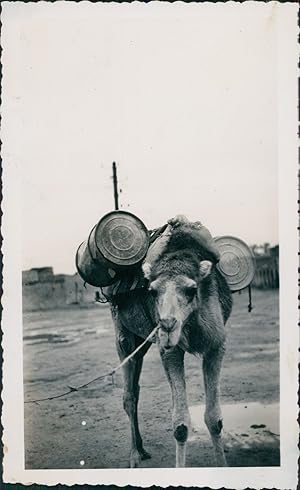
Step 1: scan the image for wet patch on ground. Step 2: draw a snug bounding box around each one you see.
[189,402,279,466]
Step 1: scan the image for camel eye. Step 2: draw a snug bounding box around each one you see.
[185,286,197,301]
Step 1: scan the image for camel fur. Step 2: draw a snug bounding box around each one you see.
[111,216,232,468]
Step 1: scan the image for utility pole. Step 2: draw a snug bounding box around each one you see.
[112,161,119,210]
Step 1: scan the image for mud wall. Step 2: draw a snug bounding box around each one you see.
[22,272,98,311]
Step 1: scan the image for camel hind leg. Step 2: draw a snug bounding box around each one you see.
[115,322,152,468]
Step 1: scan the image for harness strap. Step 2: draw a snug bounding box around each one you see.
[232,284,253,312]
[149,224,168,244]
[248,284,253,313]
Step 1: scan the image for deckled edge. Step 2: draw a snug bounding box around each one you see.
[0,1,3,487]
[0,1,298,488]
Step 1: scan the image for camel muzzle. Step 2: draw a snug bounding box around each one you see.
[159,318,177,333]
[158,321,181,349]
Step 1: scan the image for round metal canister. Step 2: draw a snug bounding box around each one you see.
[75,211,150,287]
[214,236,256,292]
[75,232,118,288]
[94,210,150,267]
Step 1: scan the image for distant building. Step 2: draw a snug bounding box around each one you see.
[22,268,100,311]
[251,244,279,289]
[22,267,54,285]
[251,243,278,258]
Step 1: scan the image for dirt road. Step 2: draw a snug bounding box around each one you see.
[24,289,279,469]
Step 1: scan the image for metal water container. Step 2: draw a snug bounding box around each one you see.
[214,236,256,291]
[76,211,150,287]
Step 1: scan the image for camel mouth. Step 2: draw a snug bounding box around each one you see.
[161,338,176,350]
[158,326,181,349]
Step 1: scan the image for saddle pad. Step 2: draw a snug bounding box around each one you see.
[101,269,146,301]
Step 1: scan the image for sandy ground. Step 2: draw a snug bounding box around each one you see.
[23,289,279,469]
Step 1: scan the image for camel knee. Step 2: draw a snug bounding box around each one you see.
[117,334,134,357]
[174,423,188,443]
[123,391,137,416]
[134,383,140,398]
[172,406,190,444]
[205,412,223,435]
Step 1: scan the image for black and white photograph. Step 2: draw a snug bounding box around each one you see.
[1,2,298,488]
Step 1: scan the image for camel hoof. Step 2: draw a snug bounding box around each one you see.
[217,459,227,467]
[216,453,227,467]
[129,450,141,468]
[140,448,151,460]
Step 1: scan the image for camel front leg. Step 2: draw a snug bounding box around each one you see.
[115,325,151,468]
[203,347,227,466]
[160,346,190,468]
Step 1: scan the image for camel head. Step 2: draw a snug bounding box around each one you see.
[143,257,213,349]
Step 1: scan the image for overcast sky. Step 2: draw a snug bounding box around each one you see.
[3,3,279,274]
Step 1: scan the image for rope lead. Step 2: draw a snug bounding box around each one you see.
[24,325,159,404]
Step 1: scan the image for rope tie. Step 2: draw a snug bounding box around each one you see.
[248,284,253,313]
[95,287,110,304]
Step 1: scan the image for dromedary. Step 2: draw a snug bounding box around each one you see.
[110,215,232,468]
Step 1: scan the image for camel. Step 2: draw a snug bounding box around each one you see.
[110,215,232,468]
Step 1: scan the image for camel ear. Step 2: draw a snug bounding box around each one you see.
[199,260,212,279]
[142,262,152,280]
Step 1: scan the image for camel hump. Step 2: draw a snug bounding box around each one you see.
[186,222,220,262]
[166,222,221,264]
[143,218,220,272]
